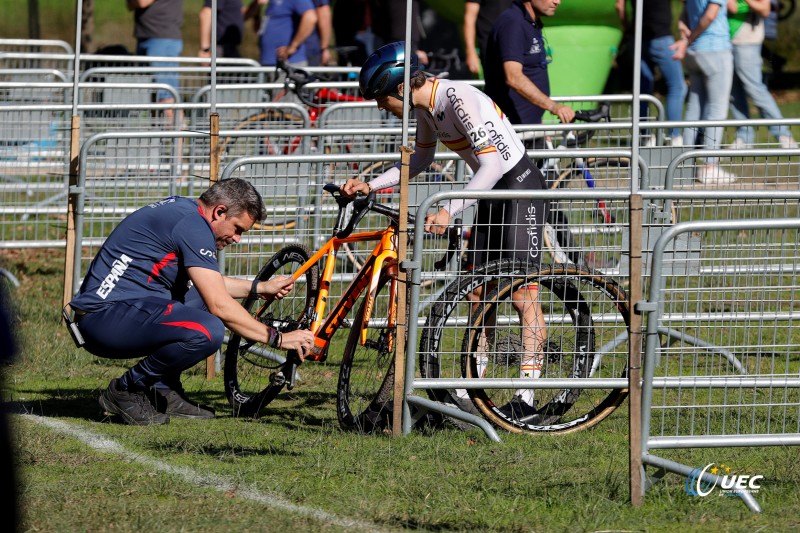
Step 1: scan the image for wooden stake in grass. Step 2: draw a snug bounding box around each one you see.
[392,144,413,436]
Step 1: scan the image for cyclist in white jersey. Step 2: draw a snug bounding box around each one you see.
[342,41,546,422]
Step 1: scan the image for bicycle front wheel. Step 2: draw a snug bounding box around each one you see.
[464,265,629,434]
[224,245,319,417]
[337,269,398,432]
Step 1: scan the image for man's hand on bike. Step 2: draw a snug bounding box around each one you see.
[424,208,451,235]
[341,178,370,198]
[256,275,294,302]
[279,329,316,361]
[551,103,576,124]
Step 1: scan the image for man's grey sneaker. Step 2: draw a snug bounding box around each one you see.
[498,395,540,424]
[151,384,215,420]
[99,378,169,426]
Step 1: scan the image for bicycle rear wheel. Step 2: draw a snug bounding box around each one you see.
[418,259,529,420]
[464,265,629,434]
[337,268,398,432]
[224,245,319,417]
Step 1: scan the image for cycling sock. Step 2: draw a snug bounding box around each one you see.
[516,361,541,405]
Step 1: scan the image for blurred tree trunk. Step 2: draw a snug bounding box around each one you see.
[28,0,40,39]
[82,0,95,52]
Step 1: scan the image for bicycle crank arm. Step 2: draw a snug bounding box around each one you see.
[285,351,302,390]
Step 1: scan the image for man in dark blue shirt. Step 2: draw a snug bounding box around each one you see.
[484,0,574,126]
[70,179,315,425]
[199,0,244,58]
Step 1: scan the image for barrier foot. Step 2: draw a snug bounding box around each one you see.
[405,395,502,442]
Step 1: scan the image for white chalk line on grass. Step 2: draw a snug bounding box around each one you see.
[24,414,396,533]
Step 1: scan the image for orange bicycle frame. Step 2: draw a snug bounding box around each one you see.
[290,225,399,361]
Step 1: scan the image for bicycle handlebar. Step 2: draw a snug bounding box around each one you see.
[573,101,611,124]
[323,183,400,239]
[276,59,366,107]
[322,183,461,270]
[276,59,319,108]
[433,219,462,271]
[566,101,611,147]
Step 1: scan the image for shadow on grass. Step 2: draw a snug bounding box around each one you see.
[6,386,228,423]
[232,389,339,430]
[6,386,342,430]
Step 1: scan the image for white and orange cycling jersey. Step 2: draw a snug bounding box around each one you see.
[367,78,542,217]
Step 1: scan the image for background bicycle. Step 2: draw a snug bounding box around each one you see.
[532,103,631,273]
[219,59,384,162]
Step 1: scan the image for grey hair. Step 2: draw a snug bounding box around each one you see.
[199,178,266,221]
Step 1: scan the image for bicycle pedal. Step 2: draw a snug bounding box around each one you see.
[270,371,286,387]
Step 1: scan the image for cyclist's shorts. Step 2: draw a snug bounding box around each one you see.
[466,155,548,270]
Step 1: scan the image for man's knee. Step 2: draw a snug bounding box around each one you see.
[201,317,225,353]
[177,316,225,356]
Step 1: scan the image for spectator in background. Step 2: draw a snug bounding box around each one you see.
[671,0,737,184]
[127,0,183,119]
[483,0,575,128]
[616,0,687,146]
[726,0,797,149]
[332,0,372,66]
[246,0,318,66]
[463,0,512,79]
[198,0,244,59]
[306,0,333,66]
[370,0,429,66]
[761,0,783,84]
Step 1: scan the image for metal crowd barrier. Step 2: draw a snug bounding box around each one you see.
[636,190,800,512]
[0,38,73,55]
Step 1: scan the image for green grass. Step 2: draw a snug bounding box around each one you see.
[4,246,800,532]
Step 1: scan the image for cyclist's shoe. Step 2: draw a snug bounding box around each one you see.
[99,379,169,426]
[497,396,540,424]
[151,383,215,420]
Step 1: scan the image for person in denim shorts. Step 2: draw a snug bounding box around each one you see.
[128,0,184,119]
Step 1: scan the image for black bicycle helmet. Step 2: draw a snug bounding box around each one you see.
[359,41,420,100]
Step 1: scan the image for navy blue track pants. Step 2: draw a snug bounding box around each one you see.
[78,294,225,391]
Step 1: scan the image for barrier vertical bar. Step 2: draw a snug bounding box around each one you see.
[206,0,219,379]
[62,0,83,308]
[393,0,413,436]
[206,112,220,380]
